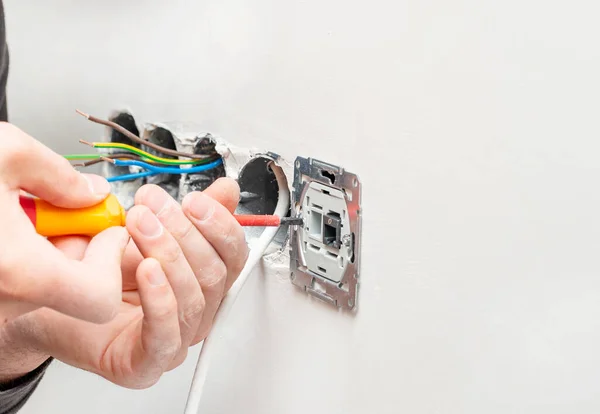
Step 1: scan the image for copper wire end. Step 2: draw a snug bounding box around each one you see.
[99,156,116,164]
[75,109,90,119]
[79,139,94,147]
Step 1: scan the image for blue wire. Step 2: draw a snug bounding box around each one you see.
[107,171,155,182]
[106,158,223,182]
[112,158,223,174]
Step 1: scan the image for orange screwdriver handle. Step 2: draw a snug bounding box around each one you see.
[20,194,126,237]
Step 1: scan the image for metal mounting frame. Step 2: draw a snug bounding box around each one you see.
[289,156,362,310]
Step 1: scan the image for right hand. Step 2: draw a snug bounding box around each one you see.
[0,122,130,324]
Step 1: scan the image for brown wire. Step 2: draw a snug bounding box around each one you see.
[71,153,162,167]
[76,110,209,160]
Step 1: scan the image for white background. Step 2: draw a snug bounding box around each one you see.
[7,0,600,413]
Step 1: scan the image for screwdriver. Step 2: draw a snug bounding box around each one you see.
[19,195,303,237]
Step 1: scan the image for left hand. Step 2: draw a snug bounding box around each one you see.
[0,178,249,388]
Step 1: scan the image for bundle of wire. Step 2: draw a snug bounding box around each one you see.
[64,111,223,182]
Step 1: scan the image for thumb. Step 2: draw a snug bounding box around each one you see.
[0,123,110,208]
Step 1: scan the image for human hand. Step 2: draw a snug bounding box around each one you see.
[0,122,129,325]
[3,178,249,388]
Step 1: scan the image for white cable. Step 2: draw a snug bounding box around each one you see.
[184,163,290,414]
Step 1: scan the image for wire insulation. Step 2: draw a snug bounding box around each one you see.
[108,158,223,175]
[64,154,103,160]
[84,141,208,165]
[76,110,209,160]
[184,163,290,414]
[106,171,155,182]
[104,158,223,182]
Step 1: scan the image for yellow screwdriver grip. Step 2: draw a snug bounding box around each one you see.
[33,194,126,237]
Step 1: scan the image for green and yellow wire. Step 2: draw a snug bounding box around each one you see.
[84,142,207,165]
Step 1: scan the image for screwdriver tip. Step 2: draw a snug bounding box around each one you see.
[280,217,304,226]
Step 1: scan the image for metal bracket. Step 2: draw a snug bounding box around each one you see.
[289,156,362,310]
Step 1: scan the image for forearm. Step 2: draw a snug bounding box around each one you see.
[0,319,51,414]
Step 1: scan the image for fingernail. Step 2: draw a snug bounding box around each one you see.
[187,193,214,222]
[83,174,111,197]
[137,209,163,238]
[141,187,169,216]
[147,264,167,286]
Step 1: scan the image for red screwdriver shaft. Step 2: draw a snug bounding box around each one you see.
[234,215,303,227]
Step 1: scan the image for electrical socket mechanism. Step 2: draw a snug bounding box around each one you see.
[289,157,362,310]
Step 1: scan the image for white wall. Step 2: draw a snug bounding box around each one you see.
[7,0,600,413]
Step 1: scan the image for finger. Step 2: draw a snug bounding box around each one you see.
[0,197,129,323]
[132,258,181,386]
[136,184,228,344]
[182,191,249,292]
[0,123,111,208]
[202,177,240,214]
[126,204,205,349]
[49,236,90,260]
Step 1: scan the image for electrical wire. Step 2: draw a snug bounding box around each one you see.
[104,157,223,182]
[76,110,209,160]
[107,171,155,183]
[64,154,103,160]
[106,157,223,175]
[184,162,290,414]
[80,141,208,165]
[65,153,163,167]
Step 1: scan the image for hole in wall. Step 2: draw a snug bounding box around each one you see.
[109,112,140,146]
[236,156,290,245]
[144,127,182,198]
[184,133,225,193]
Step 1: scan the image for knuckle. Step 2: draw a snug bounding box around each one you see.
[167,349,189,371]
[225,224,247,252]
[220,225,248,276]
[0,126,29,163]
[182,296,206,327]
[63,169,83,190]
[201,257,228,289]
[150,294,179,322]
[231,244,250,277]
[161,337,182,359]
[168,217,195,243]
[160,243,183,265]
